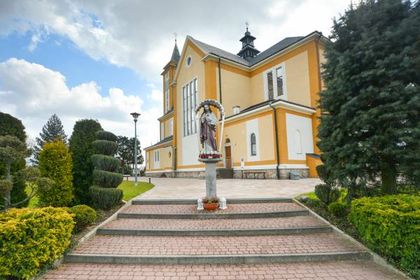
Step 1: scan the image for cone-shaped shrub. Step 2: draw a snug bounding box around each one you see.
[91,154,120,172]
[96,130,118,142]
[90,131,122,210]
[92,140,118,156]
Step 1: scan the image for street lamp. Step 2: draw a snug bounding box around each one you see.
[130,112,141,185]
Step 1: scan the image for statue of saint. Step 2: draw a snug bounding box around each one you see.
[200,104,218,153]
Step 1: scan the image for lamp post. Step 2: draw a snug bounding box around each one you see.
[130,112,140,185]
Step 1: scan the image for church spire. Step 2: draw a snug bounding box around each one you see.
[237,23,260,61]
[169,35,180,64]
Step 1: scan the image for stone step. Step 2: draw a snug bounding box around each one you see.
[65,232,369,265]
[117,202,309,219]
[96,226,333,236]
[97,215,330,235]
[42,261,407,280]
[132,197,293,205]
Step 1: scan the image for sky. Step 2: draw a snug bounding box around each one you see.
[0,0,351,152]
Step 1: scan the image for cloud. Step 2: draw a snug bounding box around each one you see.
[0,58,160,149]
[0,0,351,83]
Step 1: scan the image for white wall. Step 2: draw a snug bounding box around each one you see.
[286,113,314,160]
[181,133,200,166]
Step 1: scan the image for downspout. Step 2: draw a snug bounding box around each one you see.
[217,56,222,104]
[269,102,280,179]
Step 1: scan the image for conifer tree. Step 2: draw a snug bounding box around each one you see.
[33,114,67,164]
[319,0,420,197]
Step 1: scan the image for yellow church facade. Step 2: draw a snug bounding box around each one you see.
[145,29,326,179]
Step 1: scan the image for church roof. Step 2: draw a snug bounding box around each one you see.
[188,31,323,67]
[170,43,180,64]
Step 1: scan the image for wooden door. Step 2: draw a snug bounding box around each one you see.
[225,146,232,169]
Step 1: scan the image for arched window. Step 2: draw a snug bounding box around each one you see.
[250,133,257,156]
[295,129,302,154]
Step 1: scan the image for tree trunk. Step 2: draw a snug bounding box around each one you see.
[381,164,397,194]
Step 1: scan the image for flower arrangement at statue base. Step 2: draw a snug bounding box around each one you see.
[202,196,219,211]
[199,150,222,159]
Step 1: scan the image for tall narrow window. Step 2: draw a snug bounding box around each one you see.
[295,129,302,154]
[183,78,198,136]
[250,133,257,156]
[276,66,284,97]
[266,72,274,100]
[160,123,164,140]
[164,72,170,113]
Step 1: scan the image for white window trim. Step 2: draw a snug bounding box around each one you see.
[186,55,192,67]
[263,62,287,101]
[169,119,173,136]
[160,123,164,140]
[246,119,260,161]
[182,76,199,138]
[154,150,160,168]
[164,72,170,113]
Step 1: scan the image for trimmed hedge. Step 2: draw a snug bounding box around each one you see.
[96,130,118,142]
[328,201,348,217]
[349,195,420,273]
[69,204,97,233]
[91,154,120,172]
[92,169,123,188]
[92,140,117,156]
[89,186,123,210]
[0,207,74,279]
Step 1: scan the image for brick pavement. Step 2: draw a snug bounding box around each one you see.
[102,216,326,231]
[40,199,408,279]
[42,261,405,280]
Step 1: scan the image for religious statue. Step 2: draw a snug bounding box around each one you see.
[195,99,225,159]
[200,104,218,153]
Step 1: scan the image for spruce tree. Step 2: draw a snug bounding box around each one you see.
[33,114,67,164]
[319,0,420,197]
[69,119,102,204]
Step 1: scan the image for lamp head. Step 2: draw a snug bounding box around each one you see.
[130,112,140,121]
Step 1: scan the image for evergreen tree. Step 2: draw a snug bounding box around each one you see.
[0,112,28,207]
[116,136,144,174]
[319,0,420,197]
[33,114,67,164]
[69,119,102,204]
[38,140,73,207]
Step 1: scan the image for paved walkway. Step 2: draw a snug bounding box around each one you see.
[41,196,408,280]
[135,177,320,199]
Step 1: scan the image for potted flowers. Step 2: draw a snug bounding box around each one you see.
[202,196,219,211]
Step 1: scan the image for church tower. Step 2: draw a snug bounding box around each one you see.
[237,24,260,61]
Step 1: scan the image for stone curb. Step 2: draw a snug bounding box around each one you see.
[64,251,371,265]
[96,226,333,236]
[132,198,293,205]
[293,199,412,280]
[117,209,309,219]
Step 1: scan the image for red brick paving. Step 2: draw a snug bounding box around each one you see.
[102,216,326,231]
[121,203,304,215]
[41,261,406,279]
[72,233,363,256]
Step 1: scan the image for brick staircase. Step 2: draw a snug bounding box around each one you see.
[42,199,407,279]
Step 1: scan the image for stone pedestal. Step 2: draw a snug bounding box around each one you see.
[198,157,222,197]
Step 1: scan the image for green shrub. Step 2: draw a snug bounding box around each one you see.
[328,201,348,217]
[92,140,117,156]
[69,119,102,205]
[91,154,120,172]
[92,169,123,188]
[315,184,340,205]
[69,204,97,233]
[0,207,74,279]
[38,141,73,206]
[89,186,122,210]
[349,195,420,273]
[96,130,118,142]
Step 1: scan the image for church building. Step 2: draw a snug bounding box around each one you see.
[144,27,326,179]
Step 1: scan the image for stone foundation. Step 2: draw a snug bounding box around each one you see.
[146,168,309,179]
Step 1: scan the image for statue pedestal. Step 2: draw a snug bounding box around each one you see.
[198,157,222,197]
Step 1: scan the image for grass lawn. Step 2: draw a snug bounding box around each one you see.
[117,180,154,201]
[25,180,154,207]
